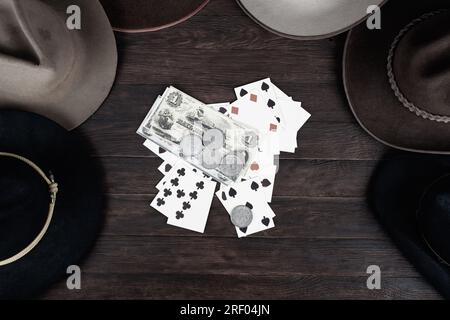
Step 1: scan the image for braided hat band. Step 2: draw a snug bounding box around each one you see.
[387,10,449,123]
[0,152,58,266]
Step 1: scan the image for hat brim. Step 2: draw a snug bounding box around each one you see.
[0,110,105,299]
[99,0,209,33]
[237,0,387,40]
[370,152,450,299]
[344,0,450,154]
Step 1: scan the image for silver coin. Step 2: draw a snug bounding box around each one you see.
[219,152,245,177]
[200,148,222,169]
[180,134,203,157]
[231,206,253,228]
[203,128,224,148]
[243,131,258,148]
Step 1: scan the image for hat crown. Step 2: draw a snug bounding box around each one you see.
[392,11,450,118]
[0,0,41,65]
[0,157,49,261]
[0,0,75,105]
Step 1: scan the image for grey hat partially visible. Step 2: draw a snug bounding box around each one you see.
[0,0,117,130]
[237,0,387,40]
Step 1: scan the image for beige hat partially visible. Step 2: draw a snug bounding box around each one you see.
[0,0,117,130]
[237,0,387,40]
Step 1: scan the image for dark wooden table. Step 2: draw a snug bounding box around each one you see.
[43,0,440,299]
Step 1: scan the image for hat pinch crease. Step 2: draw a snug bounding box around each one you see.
[387,10,450,123]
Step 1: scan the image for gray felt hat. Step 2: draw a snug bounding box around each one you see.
[237,0,387,40]
[0,0,117,130]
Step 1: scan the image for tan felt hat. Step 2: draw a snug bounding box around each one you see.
[237,0,387,40]
[0,0,118,130]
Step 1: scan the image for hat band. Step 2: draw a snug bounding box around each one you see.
[0,152,58,267]
[387,10,449,123]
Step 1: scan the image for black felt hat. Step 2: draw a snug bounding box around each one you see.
[0,110,105,299]
[370,152,450,299]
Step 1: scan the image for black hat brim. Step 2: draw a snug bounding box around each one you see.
[0,110,105,299]
[370,152,450,299]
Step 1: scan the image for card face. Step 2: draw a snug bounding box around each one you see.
[158,161,176,175]
[228,96,281,156]
[216,180,275,238]
[151,162,217,233]
[234,78,286,130]
[249,165,277,203]
[234,78,311,154]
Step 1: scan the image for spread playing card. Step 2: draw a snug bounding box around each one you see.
[151,162,217,233]
[139,81,310,237]
[216,180,276,238]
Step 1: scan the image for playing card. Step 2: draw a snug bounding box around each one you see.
[207,102,230,114]
[216,180,275,238]
[151,162,217,233]
[234,78,286,129]
[144,139,179,165]
[248,164,277,203]
[234,79,311,153]
[228,95,281,156]
[158,161,176,175]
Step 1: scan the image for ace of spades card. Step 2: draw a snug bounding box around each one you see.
[151,162,217,233]
[216,180,276,238]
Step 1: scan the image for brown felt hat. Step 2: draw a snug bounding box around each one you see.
[344,0,450,153]
[99,0,210,33]
[0,0,117,130]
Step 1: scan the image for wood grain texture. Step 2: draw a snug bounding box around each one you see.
[43,0,440,299]
[43,273,440,300]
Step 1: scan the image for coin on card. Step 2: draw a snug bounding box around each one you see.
[230,205,253,228]
[180,134,203,157]
[243,131,258,148]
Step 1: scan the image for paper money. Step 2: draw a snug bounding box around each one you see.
[137,87,260,185]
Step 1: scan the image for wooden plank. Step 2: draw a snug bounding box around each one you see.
[86,80,358,123]
[196,0,247,17]
[42,274,439,300]
[114,15,344,51]
[39,0,433,301]
[103,195,385,239]
[80,114,385,159]
[115,47,339,86]
[100,157,375,197]
[74,236,419,277]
